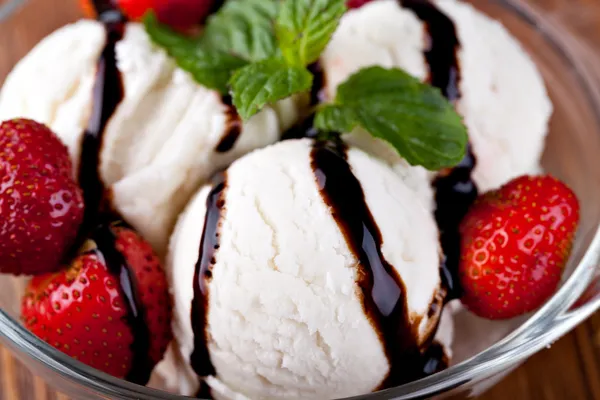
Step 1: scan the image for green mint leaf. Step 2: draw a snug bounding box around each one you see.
[315,66,468,170]
[144,13,198,56]
[229,58,313,120]
[144,13,247,93]
[173,50,248,94]
[202,0,279,62]
[314,105,356,132]
[144,0,279,94]
[275,0,347,66]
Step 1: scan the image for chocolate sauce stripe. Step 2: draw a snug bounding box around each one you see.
[91,222,153,384]
[311,140,445,388]
[190,174,227,379]
[79,4,125,232]
[398,0,461,102]
[398,0,478,301]
[309,62,328,106]
[215,95,242,153]
[75,2,154,386]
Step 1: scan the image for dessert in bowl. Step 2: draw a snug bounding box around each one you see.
[0,0,600,399]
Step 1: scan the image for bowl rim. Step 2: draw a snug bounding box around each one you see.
[2,0,600,399]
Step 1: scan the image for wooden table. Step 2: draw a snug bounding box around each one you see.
[1,0,600,399]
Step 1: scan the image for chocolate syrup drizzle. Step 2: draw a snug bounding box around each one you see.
[398,0,478,299]
[190,174,227,379]
[89,222,153,384]
[308,62,328,105]
[78,5,125,229]
[281,113,320,141]
[76,1,153,385]
[398,0,461,101]
[311,139,446,387]
[196,381,214,400]
[215,95,242,153]
[421,342,449,376]
[434,147,478,299]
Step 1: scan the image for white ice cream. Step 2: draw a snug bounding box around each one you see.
[0,20,303,256]
[166,139,451,398]
[322,0,552,193]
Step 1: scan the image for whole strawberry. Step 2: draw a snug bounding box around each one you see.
[22,222,171,383]
[0,119,84,275]
[459,175,579,320]
[118,0,216,27]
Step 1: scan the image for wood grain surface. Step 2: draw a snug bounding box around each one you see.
[1,0,600,399]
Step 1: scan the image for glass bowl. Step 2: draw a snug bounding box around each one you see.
[1,0,600,399]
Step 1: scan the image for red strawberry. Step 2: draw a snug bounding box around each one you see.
[459,175,580,320]
[0,119,84,275]
[116,0,153,20]
[22,223,172,383]
[22,252,134,377]
[347,0,375,9]
[119,0,216,28]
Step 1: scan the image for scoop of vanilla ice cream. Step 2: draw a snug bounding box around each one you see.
[166,139,451,398]
[322,0,552,192]
[0,20,303,256]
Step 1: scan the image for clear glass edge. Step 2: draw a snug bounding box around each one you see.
[0,0,599,399]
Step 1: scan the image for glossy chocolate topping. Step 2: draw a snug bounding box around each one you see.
[399,0,478,299]
[308,62,328,105]
[215,95,242,153]
[89,222,152,385]
[79,5,125,229]
[190,174,227,378]
[78,3,154,385]
[311,139,447,387]
[398,0,461,101]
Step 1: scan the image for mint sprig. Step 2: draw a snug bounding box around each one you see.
[202,0,279,62]
[144,0,279,93]
[229,0,346,119]
[144,14,246,93]
[315,67,468,170]
[229,58,313,119]
[145,0,346,118]
[276,0,347,66]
